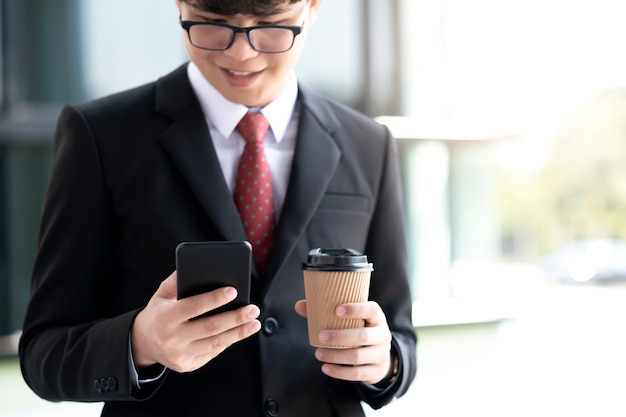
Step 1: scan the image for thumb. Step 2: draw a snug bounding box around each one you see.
[294,300,307,318]
[155,271,178,300]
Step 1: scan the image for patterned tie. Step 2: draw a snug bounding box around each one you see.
[234,112,275,276]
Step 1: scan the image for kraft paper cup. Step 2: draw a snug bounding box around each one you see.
[302,248,374,348]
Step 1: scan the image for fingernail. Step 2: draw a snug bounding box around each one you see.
[336,306,347,317]
[248,320,261,332]
[315,350,323,360]
[248,305,260,318]
[225,287,237,300]
[319,331,329,342]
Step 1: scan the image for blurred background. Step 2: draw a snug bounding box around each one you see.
[1,0,626,416]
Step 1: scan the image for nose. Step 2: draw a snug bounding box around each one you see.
[224,32,259,60]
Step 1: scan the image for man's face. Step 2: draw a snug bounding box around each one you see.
[176,0,322,107]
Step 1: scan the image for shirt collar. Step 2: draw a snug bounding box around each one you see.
[187,62,298,143]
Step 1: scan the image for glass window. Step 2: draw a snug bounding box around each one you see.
[395,0,626,304]
[0,6,3,108]
[80,0,187,99]
[295,0,365,108]
[80,0,366,107]
[400,0,626,127]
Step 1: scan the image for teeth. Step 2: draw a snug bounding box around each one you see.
[229,70,253,77]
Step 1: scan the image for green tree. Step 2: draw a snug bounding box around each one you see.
[499,88,626,259]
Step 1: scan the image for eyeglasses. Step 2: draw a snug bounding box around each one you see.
[180,19,304,53]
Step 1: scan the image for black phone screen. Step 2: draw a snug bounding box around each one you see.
[176,241,252,317]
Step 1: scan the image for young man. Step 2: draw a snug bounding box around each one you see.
[19,1,417,416]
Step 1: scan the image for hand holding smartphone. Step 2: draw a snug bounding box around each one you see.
[176,241,252,318]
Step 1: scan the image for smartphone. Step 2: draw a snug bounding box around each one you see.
[176,241,252,317]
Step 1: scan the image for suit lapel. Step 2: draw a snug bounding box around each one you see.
[265,88,342,282]
[155,65,246,243]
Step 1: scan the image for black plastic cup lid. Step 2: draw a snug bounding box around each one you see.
[302,248,374,272]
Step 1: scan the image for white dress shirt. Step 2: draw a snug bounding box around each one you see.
[187,62,299,219]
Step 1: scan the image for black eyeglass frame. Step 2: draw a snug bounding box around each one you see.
[179,19,304,53]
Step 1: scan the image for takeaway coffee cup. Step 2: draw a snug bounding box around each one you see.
[302,248,374,348]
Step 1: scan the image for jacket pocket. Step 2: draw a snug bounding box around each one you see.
[317,193,370,213]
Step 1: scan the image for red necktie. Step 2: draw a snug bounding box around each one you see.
[234,112,275,276]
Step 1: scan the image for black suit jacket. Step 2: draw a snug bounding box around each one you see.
[19,64,417,417]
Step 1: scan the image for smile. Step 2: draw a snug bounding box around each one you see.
[227,69,259,77]
[221,67,264,88]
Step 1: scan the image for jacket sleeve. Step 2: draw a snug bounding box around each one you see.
[18,106,160,402]
[357,126,418,409]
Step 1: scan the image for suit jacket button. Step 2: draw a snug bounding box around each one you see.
[262,317,279,336]
[265,398,279,416]
[94,379,102,394]
[106,377,118,392]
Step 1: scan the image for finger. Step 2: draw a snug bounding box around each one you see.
[184,304,261,339]
[170,319,262,373]
[318,324,390,349]
[162,307,261,373]
[190,319,262,364]
[319,362,382,383]
[315,344,392,384]
[315,344,382,366]
[155,271,178,300]
[294,300,307,317]
[175,286,238,322]
[336,301,386,327]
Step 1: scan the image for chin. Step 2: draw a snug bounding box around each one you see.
[228,91,271,108]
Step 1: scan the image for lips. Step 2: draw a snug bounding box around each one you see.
[222,68,263,87]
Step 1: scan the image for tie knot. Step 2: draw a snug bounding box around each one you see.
[237,112,270,144]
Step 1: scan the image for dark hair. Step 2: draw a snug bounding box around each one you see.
[180,0,306,17]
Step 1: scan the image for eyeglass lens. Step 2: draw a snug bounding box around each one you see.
[189,25,296,52]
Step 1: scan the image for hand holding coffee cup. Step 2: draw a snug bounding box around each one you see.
[302,248,374,348]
